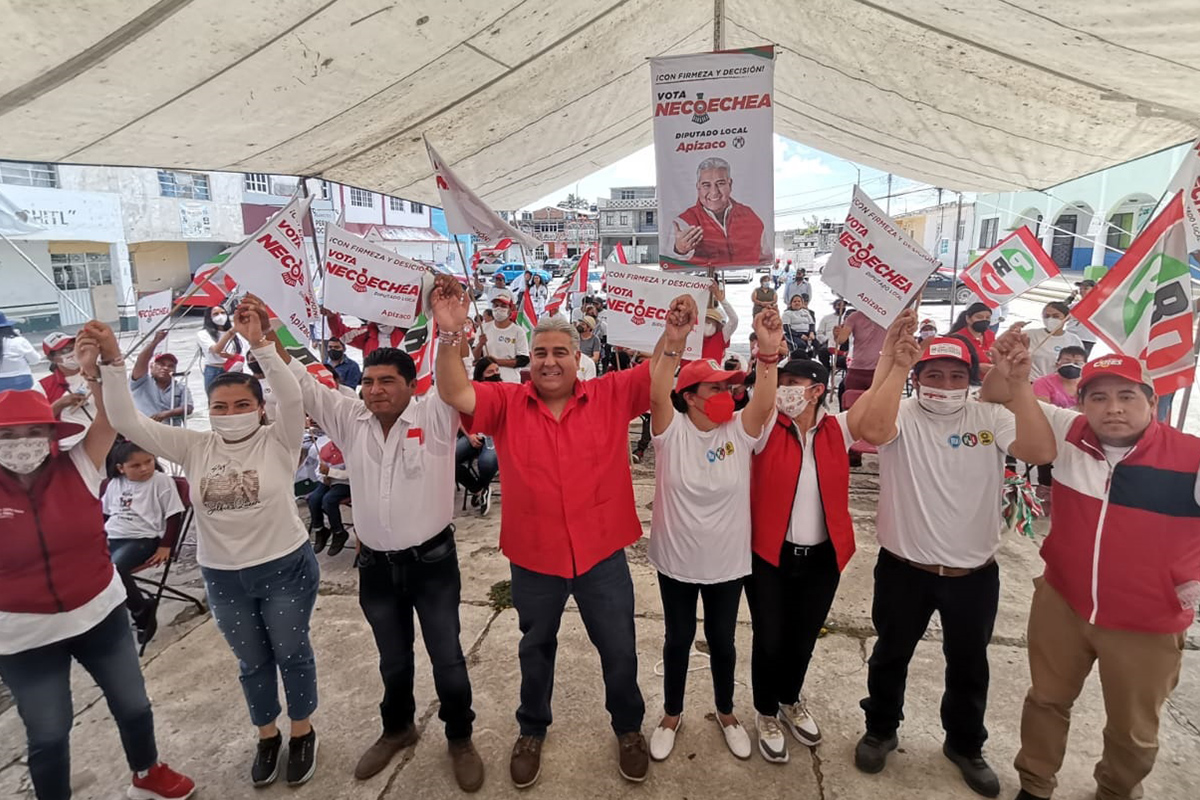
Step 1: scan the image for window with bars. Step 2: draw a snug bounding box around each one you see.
[244,173,269,193]
[0,161,58,187]
[979,218,999,249]
[51,252,112,290]
[957,220,966,241]
[619,189,636,200]
[389,197,404,211]
[409,201,424,214]
[349,187,374,207]
[158,170,211,200]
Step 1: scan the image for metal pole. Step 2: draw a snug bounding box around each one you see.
[1172,310,1200,431]
[0,229,93,318]
[950,192,964,321]
[886,173,893,215]
[301,179,328,362]
[453,234,484,320]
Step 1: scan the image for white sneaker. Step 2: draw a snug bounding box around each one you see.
[649,716,681,761]
[779,699,821,747]
[718,714,752,760]
[755,712,789,764]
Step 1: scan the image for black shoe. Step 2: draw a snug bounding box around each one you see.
[327,529,350,557]
[943,743,1000,798]
[479,486,491,517]
[286,728,318,786]
[311,527,331,553]
[131,602,158,646]
[251,733,283,787]
[854,731,898,774]
[1014,791,1049,800]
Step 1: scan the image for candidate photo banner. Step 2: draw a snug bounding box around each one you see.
[604,264,709,358]
[821,186,939,327]
[651,46,775,271]
[322,223,424,328]
[958,226,1060,309]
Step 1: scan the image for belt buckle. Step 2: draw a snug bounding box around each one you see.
[937,564,946,577]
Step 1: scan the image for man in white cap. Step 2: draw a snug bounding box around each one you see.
[851,323,1056,797]
[473,290,529,383]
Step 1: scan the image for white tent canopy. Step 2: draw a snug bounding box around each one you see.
[2,0,1198,208]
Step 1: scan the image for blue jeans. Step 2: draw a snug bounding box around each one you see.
[455,435,498,493]
[109,537,160,614]
[510,549,644,737]
[306,482,351,531]
[0,373,35,392]
[203,365,223,392]
[201,544,320,726]
[0,606,157,800]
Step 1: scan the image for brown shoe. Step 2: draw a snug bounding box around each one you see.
[448,738,484,793]
[509,735,543,789]
[618,731,649,783]
[354,727,418,780]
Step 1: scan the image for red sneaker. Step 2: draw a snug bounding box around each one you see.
[128,763,196,800]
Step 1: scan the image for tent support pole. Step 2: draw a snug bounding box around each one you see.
[950,192,964,321]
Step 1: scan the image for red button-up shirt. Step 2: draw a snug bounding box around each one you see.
[465,362,652,578]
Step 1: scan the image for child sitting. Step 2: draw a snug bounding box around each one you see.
[306,434,351,556]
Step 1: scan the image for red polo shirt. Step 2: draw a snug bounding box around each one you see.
[465,361,652,578]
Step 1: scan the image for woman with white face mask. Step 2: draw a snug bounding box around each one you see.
[0,327,196,800]
[646,306,782,763]
[1026,301,1083,381]
[97,302,323,788]
[198,304,244,391]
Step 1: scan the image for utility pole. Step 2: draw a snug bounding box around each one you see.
[949,192,964,320]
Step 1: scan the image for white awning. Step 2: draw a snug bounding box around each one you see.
[2,1,1197,208]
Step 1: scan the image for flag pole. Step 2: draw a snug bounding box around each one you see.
[949,192,964,321]
[452,234,484,321]
[300,179,328,363]
[1172,302,1200,432]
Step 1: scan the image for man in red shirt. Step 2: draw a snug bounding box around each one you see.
[671,157,768,267]
[431,274,692,789]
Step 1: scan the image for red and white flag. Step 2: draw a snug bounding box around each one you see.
[1168,138,1200,256]
[608,242,628,264]
[958,227,1060,309]
[425,138,540,251]
[546,249,592,316]
[1071,192,1195,396]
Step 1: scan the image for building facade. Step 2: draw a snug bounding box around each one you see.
[510,206,598,262]
[598,186,659,264]
[893,200,976,269]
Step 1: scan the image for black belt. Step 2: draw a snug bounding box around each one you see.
[779,539,833,559]
[360,525,455,563]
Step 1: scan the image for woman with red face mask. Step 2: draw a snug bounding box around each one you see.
[645,306,782,764]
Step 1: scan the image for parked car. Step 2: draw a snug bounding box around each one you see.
[543,258,567,276]
[495,263,552,285]
[921,268,976,305]
[724,268,755,283]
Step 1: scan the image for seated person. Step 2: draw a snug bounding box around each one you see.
[782,295,817,358]
[306,432,351,556]
[455,357,501,514]
[102,440,185,645]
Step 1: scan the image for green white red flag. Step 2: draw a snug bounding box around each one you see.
[1070,191,1195,396]
[400,312,436,395]
[958,226,1060,309]
[545,249,591,316]
[517,286,538,341]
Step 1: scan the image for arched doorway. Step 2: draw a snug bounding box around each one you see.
[1103,193,1157,261]
[1015,206,1044,238]
[1051,202,1094,271]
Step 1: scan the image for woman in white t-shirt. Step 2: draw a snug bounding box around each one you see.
[0,312,40,393]
[197,305,244,391]
[95,303,322,788]
[1026,301,1084,381]
[646,304,783,763]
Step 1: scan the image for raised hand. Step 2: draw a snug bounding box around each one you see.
[710,279,725,304]
[232,298,265,343]
[664,294,698,344]
[883,308,918,351]
[74,330,101,370]
[82,320,120,363]
[989,322,1032,385]
[151,329,168,348]
[754,307,784,357]
[430,274,470,331]
[673,221,703,255]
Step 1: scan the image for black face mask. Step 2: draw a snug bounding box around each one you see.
[328,349,344,361]
[483,374,503,382]
[970,319,991,333]
[1057,363,1082,380]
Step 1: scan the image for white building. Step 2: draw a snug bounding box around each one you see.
[893,200,976,269]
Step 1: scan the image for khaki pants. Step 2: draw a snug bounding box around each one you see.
[1014,578,1185,799]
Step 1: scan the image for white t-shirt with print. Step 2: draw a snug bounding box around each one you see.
[103,472,185,540]
[649,411,770,583]
[481,321,530,383]
[1027,328,1085,381]
[876,398,1017,568]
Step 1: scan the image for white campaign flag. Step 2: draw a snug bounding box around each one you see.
[604,264,709,358]
[822,186,939,326]
[136,290,172,351]
[1168,138,1200,255]
[322,223,424,327]
[222,194,318,344]
[425,138,541,251]
[0,189,43,236]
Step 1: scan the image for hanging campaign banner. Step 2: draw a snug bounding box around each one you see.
[425,138,541,251]
[958,227,1060,309]
[222,194,317,345]
[822,186,939,326]
[136,290,172,353]
[1071,192,1194,396]
[1168,138,1200,255]
[322,223,424,328]
[604,264,709,358]
[651,47,775,271]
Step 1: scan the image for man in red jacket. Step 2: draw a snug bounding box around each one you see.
[671,157,769,267]
[983,336,1200,800]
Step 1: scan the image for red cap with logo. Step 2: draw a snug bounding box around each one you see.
[1078,354,1152,392]
[917,336,972,365]
[41,331,74,355]
[675,358,746,391]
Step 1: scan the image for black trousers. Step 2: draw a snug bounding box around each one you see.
[357,531,475,740]
[861,549,1000,756]
[745,541,841,716]
[657,572,743,716]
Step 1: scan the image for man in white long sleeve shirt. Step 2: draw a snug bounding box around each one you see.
[256,329,485,793]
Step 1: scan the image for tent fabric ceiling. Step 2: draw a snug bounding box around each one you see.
[1,0,1198,209]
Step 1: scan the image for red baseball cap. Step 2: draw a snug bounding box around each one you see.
[41,331,74,355]
[1078,354,1152,392]
[918,336,972,365]
[153,352,178,365]
[0,390,85,439]
[675,358,746,391]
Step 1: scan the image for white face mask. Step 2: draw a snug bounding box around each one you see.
[704,321,718,337]
[210,410,262,440]
[210,312,228,326]
[916,385,969,415]
[60,353,80,371]
[1043,316,1063,333]
[775,385,811,419]
[378,324,395,335]
[493,307,510,323]
[0,437,52,474]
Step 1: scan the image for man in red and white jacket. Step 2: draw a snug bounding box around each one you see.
[983,340,1200,800]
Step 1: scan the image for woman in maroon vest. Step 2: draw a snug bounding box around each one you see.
[0,323,194,800]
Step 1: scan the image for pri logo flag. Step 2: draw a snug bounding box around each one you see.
[425,138,541,251]
[1071,192,1195,396]
[222,195,317,344]
[1168,138,1200,256]
[323,223,424,328]
[822,186,939,326]
[604,264,709,358]
[958,227,1060,309]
